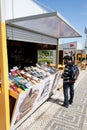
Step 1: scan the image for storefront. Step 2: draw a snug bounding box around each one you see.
[59,41,84,64]
[77,50,86,61]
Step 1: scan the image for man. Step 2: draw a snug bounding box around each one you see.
[61,55,76,108]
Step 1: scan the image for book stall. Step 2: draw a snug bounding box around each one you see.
[9,63,60,129]
[6,33,60,129]
[0,2,82,128]
[76,50,86,69]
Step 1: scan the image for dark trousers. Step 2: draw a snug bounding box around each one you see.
[63,81,74,106]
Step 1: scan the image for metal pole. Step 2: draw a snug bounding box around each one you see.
[0,0,10,130]
[56,38,59,68]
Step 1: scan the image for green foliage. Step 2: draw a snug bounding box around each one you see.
[38,50,53,63]
[38,58,52,63]
[38,50,53,57]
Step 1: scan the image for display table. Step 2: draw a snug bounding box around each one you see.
[10,71,59,130]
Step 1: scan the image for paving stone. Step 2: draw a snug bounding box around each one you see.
[17,70,87,130]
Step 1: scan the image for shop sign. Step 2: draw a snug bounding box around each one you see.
[60,42,77,50]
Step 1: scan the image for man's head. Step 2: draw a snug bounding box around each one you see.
[63,55,72,64]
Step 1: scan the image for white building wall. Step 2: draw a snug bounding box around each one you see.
[5,0,47,20]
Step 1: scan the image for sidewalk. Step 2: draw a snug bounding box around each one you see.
[17,69,87,130]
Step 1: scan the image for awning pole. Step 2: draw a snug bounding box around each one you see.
[0,0,10,130]
[56,38,59,68]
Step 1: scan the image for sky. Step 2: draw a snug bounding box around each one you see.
[37,0,87,46]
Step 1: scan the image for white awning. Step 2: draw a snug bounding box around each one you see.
[6,12,82,39]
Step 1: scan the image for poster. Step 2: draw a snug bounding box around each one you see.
[11,77,51,128]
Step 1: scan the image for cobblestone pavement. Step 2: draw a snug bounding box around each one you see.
[17,69,87,130]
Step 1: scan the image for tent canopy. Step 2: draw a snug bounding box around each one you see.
[6,12,82,39]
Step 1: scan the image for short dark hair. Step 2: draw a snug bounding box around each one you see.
[63,55,72,61]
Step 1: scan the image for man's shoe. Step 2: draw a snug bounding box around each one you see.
[62,104,69,108]
[69,101,73,105]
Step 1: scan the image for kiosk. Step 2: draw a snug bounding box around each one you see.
[0,1,82,130]
[59,41,84,64]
